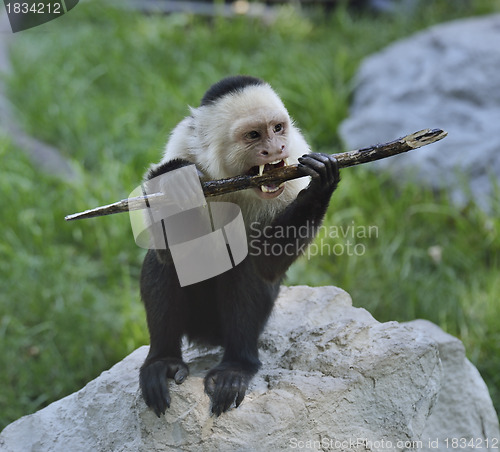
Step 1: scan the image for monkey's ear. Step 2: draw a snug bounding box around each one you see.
[146,158,199,181]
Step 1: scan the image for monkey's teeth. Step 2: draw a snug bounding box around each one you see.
[260,185,281,193]
[257,159,285,178]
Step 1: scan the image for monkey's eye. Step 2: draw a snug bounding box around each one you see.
[246,131,261,140]
[273,123,283,133]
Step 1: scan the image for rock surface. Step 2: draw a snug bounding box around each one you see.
[340,14,500,211]
[1,286,498,451]
[411,320,500,449]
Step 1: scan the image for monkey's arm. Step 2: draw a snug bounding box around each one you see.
[252,153,340,282]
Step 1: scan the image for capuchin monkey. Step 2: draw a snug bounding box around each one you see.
[140,75,340,417]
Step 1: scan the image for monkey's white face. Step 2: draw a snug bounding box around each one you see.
[229,109,291,199]
[193,85,302,200]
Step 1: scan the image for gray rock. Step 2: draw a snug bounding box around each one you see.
[340,14,500,211]
[0,286,498,451]
[410,320,500,451]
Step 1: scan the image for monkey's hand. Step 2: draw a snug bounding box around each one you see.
[297,153,340,198]
[204,362,255,416]
[140,357,189,417]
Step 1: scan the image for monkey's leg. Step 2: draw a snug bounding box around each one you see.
[204,267,278,416]
[139,250,189,417]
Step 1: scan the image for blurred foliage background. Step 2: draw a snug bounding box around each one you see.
[1,0,499,429]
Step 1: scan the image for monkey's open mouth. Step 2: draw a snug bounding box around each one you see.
[247,159,288,199]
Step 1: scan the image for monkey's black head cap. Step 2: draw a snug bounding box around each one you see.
[200,75,265,107]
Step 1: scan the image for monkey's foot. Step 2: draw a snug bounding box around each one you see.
[140,357,189,417]
[204,362,255,416]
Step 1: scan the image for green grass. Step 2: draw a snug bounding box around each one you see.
[0,136,148,428]
[2,0,499,429]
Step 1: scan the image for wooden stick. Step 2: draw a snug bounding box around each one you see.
[64,128,447,221]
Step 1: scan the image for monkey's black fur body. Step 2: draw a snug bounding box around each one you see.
[139,77,340,417]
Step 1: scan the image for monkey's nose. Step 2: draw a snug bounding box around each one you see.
[259,145,285,158]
